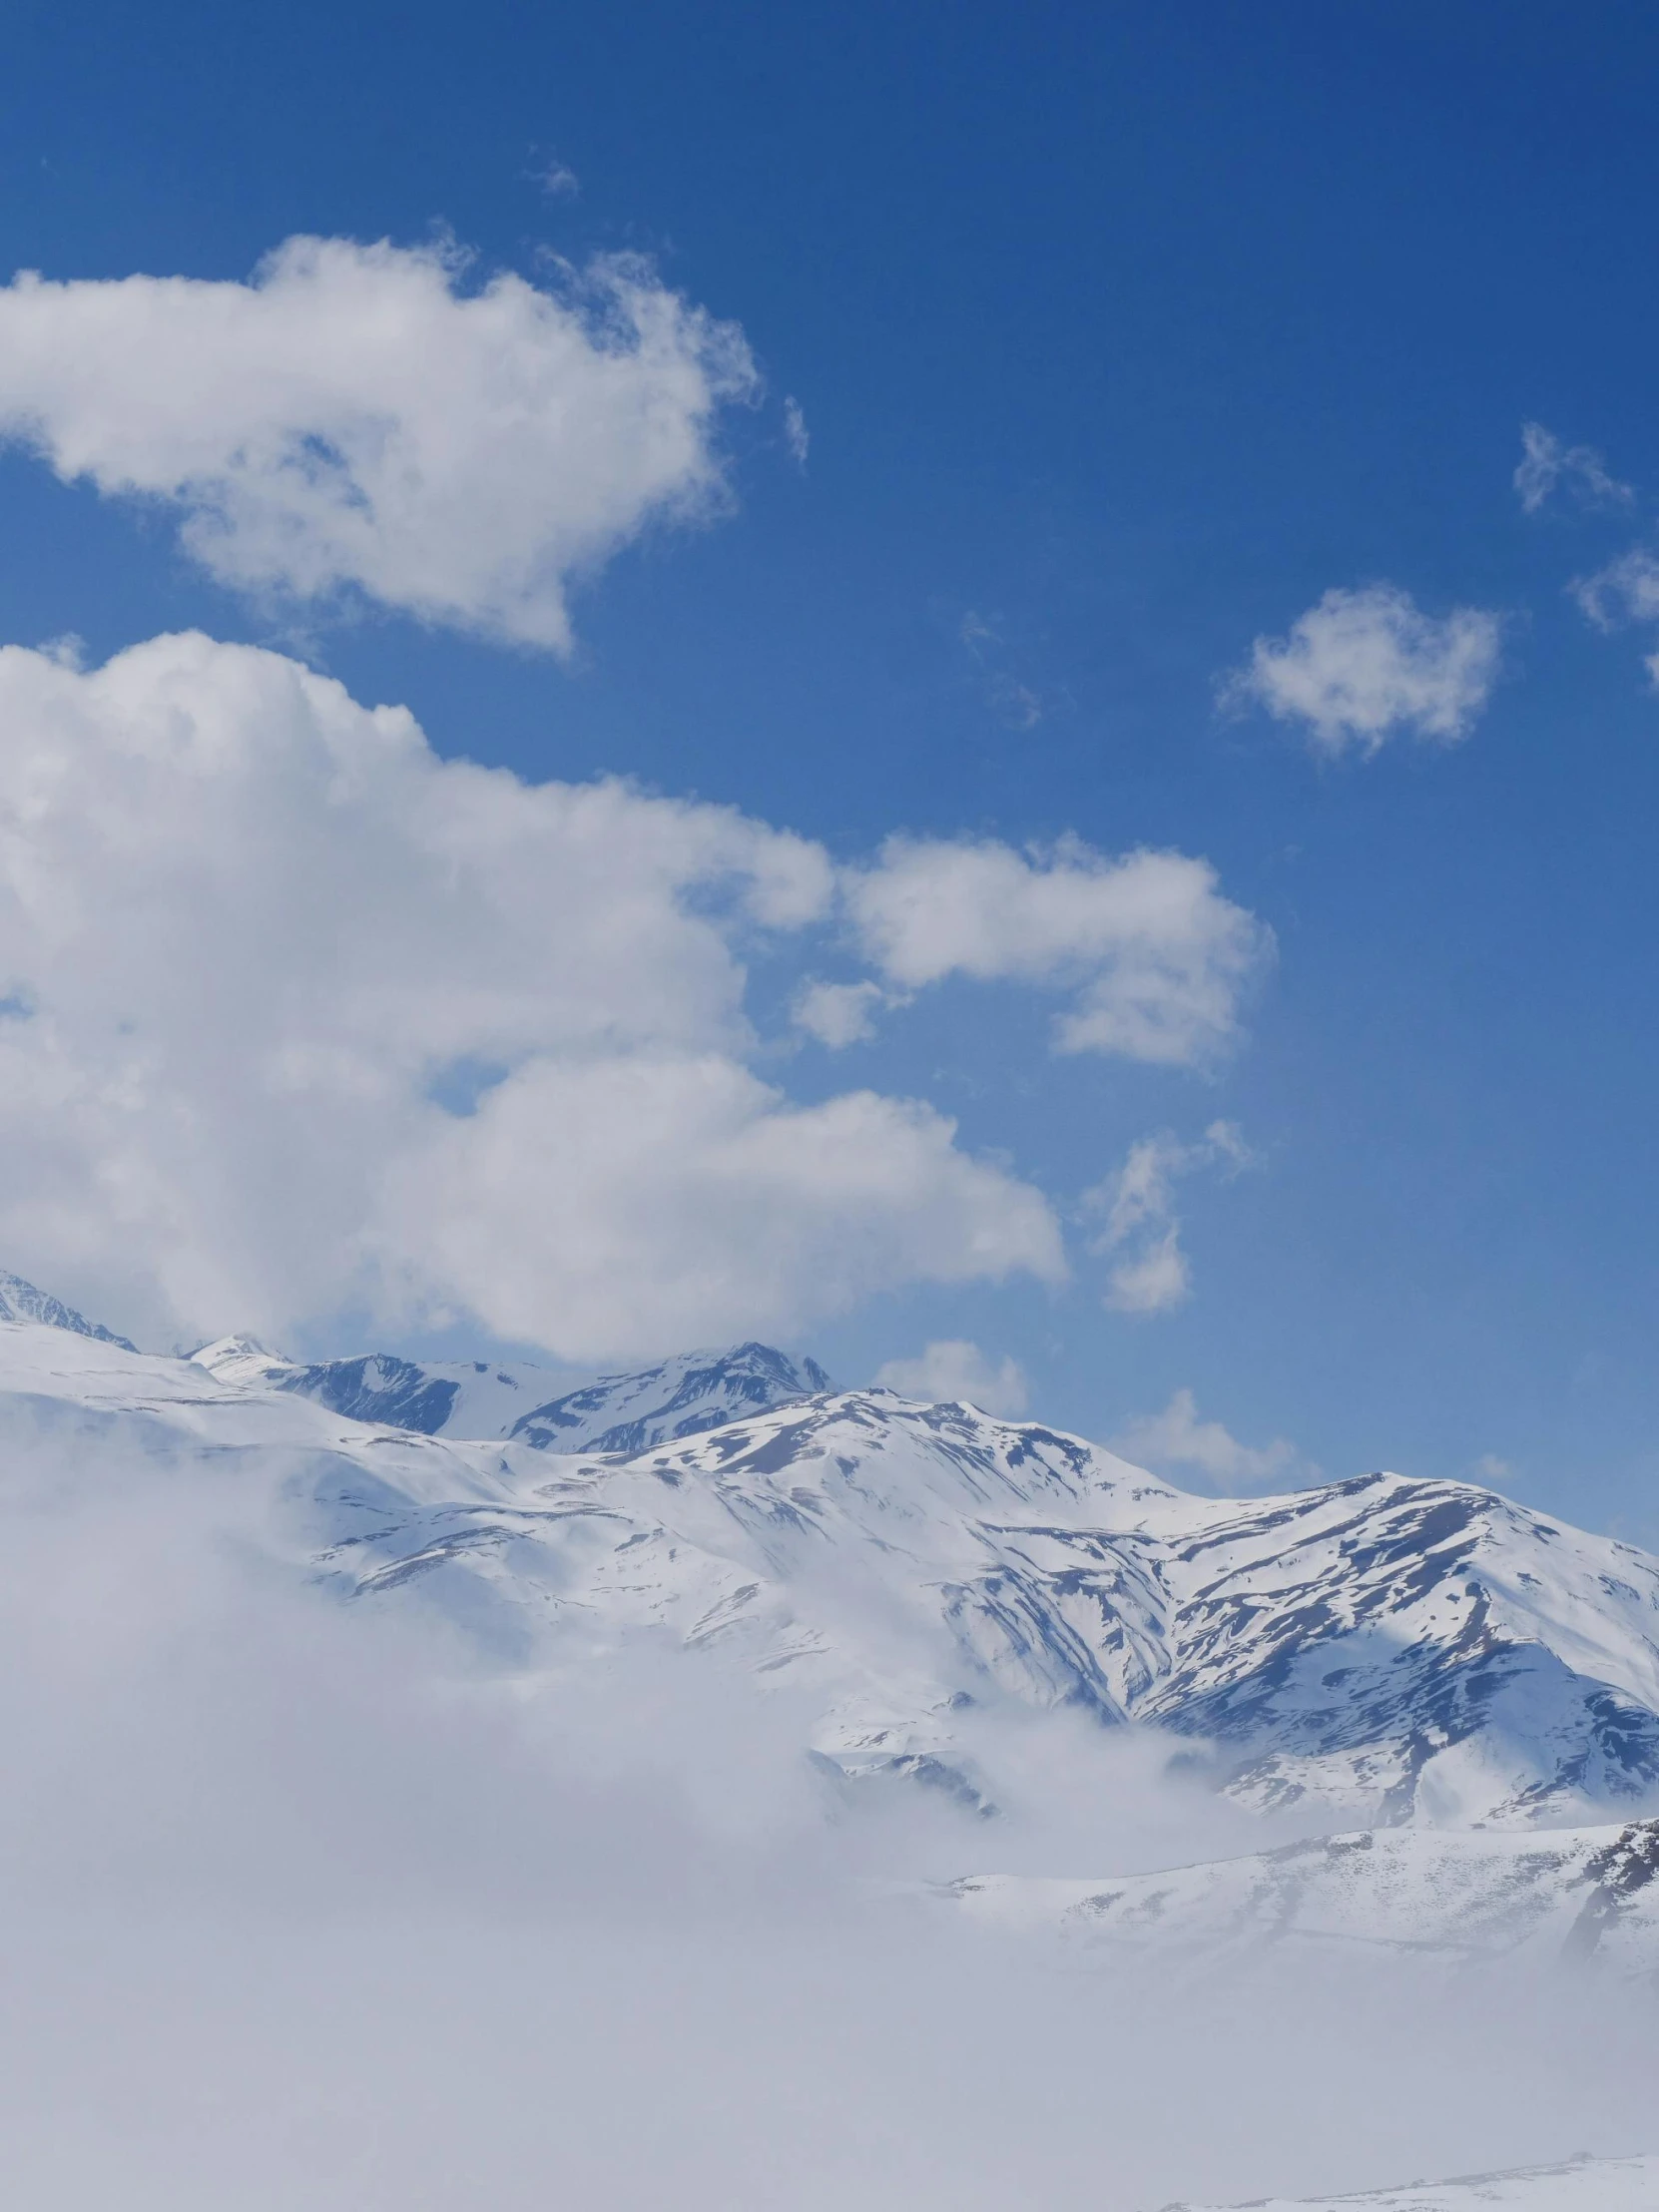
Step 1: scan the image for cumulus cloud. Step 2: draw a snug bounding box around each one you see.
[1085,1122,1255,1316]
[873,1340,1028,1415]
[1112,1388,1311,1493]
[388,1060,1062,1359]
[783,396,810,466]
[0,236,758,648]
[844,836,1270,1066]
[1513,421,1631,515]
[1224,584,1503,757]
[0,630,1068,1358]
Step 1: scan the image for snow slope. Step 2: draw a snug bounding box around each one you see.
[1173,2152,1659,2211]
[949,1817,1659,1975]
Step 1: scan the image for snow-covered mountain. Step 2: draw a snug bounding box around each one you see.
[1175,2152,1659,2211]
[948,1816,1659,1977]
[191,1334,830,1450]
[3,1270,1659,1935]
[8,1292,1655,1835]
[319,1387,1659,1829]
[0,1268,135,1350]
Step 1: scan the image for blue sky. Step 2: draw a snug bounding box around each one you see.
[5,1,1659,1538]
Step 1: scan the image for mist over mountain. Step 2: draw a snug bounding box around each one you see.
[0,1270,1653,2205]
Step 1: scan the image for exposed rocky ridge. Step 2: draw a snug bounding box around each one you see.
[191,1334,830,1451]
[0,1268,136,1351]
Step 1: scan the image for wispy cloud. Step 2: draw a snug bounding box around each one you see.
[1112,1387,1312,1492]
[783,396,810,466]
[1514,420,1631,515]
[531,153,581,199]
[1085,1122,1256,1315]
[1569,547,1659,686]
[874,1340,1028,1415]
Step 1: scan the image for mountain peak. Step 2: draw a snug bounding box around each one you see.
[0,1269,137,1353]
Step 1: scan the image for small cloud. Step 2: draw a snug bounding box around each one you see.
[783,396,810,468]
[532,154,580,200]
[987,673,1043,731]
[1221,583,1503,758]
[1111,1387,1311,1494]
[845,839,1270,1071]
[1514,421,1631,515]
[1472,1452,1515,1486]
[874,1340,1028,1416]
[1101,1233,1189,1316]
[1569,550,1659,688]
[1084,1122,1257,1317]
[791,979,889,1049]
[957,610,1050,729]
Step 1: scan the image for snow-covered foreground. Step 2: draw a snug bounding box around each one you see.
[0,1285,1656,2207]
[1179,2151,1659,2210]
[948,1818,1659,1975]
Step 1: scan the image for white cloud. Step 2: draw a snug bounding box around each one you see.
[844,836,1270,1066]
[1575,547,1659,630]
[533,154,581,199]
[792,979,888,1048]
[783,396,810,467]
[0,631,1067,1358]
[1570,549,1659,686]
[390,1062,1061,1360]
[1223,584,1503,757]
[873,1340,1028,1415]
[1111,1388,1308,1493]
[1513,421,1631,515]
[1085,1123,1255,1316]
[0,236,758,649]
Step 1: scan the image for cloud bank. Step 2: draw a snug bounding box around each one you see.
[0,237,758,648]
[1225,583,1502,757]
[0,633,1271,1357]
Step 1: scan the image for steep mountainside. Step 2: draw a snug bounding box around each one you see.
[0,1269,136,1351]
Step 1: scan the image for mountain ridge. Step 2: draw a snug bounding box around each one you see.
[4,1270,1659,1930]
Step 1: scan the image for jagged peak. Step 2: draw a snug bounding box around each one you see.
[0,1267,137,1353]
